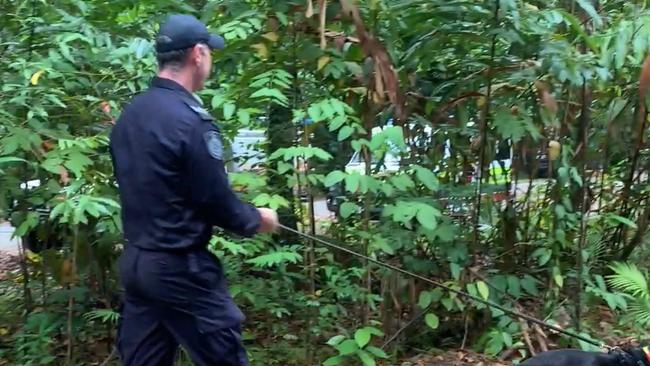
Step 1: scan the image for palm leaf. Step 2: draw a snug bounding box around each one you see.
[628,298,650,327]
[83,309,120,324]
[607,262,650,300]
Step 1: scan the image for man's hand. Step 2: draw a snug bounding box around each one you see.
[256,207,279,233]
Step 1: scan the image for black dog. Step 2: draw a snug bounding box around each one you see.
[519,347,650,366]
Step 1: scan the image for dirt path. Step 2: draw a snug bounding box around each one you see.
[400,349,510,366]
[0,221,19,256]
[0,253,20,281]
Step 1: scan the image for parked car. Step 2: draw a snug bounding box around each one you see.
[325,123,513,217]
[227,129,266,172]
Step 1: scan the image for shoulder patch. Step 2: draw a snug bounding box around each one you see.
[203,130,223,160]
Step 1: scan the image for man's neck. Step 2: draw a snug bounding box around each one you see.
[157,69,195,93]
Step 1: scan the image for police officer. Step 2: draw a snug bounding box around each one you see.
[109,14,279,366]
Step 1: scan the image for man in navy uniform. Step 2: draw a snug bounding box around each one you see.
[109,14,279,366]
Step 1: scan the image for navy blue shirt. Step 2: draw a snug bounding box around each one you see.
[109,77,261,252]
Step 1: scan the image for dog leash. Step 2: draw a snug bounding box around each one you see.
[278,223,611,350]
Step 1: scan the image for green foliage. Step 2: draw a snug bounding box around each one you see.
[607,262,650,327]
[324,326,387,366]
[4,0,650,364]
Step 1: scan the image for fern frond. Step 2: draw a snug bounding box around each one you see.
[606,262,650,300]
[245,247,303,268]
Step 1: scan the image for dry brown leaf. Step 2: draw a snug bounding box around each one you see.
[262,32,279,42]
[60,258,75,284]
[374,65,385,100]
[42,139,55,152]
[542,90,558,115]
[334,35,346,50]
[59,166,70,185]
[339,0,405,122]
[535,81,558,116]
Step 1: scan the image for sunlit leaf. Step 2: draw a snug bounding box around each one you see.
[425,313,439,329]
[354,328,371,348]
[477,281,490,300]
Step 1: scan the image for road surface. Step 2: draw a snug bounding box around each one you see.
[0,222,19,255]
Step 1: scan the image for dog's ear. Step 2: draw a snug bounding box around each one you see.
[625,347,650,366]
[641,346,650,366]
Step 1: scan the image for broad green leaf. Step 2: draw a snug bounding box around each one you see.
[606,97,627,123]
[614,21,632,69]
[493,107,539,142]
[570,167,583,186]
[223,103,236,120]
[365,346,388,359]
[506,276,521,298]
[340,202,357,218]
[532,248,552,266]
[466,283,478,298]
[381,183,394,197]
[555,204,566,219]
[321,101,337,119]
[414,166,438,190]
[336,339,358,355]
[354,328,371,348]
[324,171,346,187]
[609,214,637,229]
[326,335,346,346]
[84,202,101,218]
[357,350,376,366]
[418,291,433,309]
[250,88,288,105]
[14,212,39,237]
[390,175,415,191]
[329,115,346,131]
[65,151,93,177]
[312,148,333,161]
[485,332,504,356]
[476,281,490,300]
[0,157,28,164]
[502,332,513,348]
[364,327,384,336]
[425,313,439,329]
[345,174,361,193]
[237,109,250,125]
[383,126,406,148]
[450,262,462,280]
[369,133,387,151]
[338,126,354,141]
[323,356,344,366]
[318,55,331,71]
[277,161,293,174]
[576,0,602,28]
[308,104,322,122]
[553,266,564,288]
[416,204,439,230]
[41,157,63,174]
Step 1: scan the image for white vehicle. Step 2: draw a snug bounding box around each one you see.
[341,124,512,178]
[227,129,266,172]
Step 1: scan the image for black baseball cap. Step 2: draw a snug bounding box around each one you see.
[155,14,225,53]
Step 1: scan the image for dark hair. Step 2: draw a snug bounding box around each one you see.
[156,47,193,70]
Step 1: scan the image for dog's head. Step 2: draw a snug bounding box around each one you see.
[615,346,650,366]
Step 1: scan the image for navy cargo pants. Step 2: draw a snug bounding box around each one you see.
[116,245,249,366]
